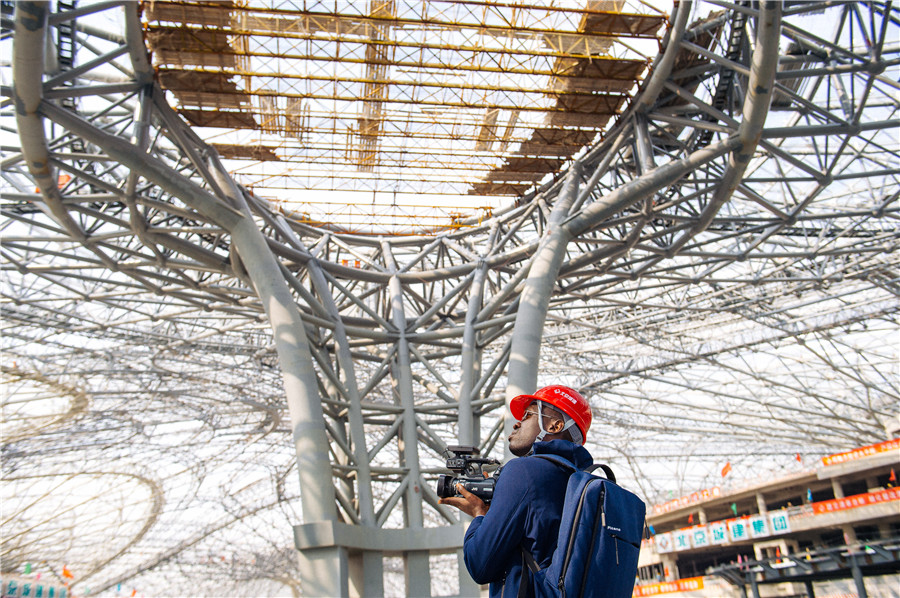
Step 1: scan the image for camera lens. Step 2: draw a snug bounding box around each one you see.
[436,474,456,499]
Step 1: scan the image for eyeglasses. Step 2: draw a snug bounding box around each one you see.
[521,409,560,424]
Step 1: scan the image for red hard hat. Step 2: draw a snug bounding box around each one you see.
[510,385,592,444]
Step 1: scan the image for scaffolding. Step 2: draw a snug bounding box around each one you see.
[141,0,666,231]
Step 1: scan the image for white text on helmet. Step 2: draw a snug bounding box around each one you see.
[553,387,578,404]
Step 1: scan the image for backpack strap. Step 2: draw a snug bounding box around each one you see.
[586,463,617,484]
[521,548,541,573]
[517,454,570,598]
[519,548,540,598]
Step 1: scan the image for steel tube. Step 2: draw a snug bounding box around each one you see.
[563,136,741,238]
[506,166,581,444]
[13,1,85,240]
[636,0,692,111]
[208,159,339,526]
[122,2,153,85]
[459,259,489,445]
[383,241,432,597]
[667,1,782,255]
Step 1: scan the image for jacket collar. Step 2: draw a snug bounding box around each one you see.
[529,438,594,469]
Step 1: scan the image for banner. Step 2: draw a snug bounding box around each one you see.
[652,488,721,515]
[709,521,729,545]
[748,514,770,538]
[822,438,899,466]
[634,577,704,596]
[691,526,710,548]
[674,528,693,551]
[654,532,674,553]
[649,491,896,557]
[1,577,68,598]
[769,510,791,534]
[727,518,750,542]
[813,488,899,514]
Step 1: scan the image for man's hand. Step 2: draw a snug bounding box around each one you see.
[439,484,489,518]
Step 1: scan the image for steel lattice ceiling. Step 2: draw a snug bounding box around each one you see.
[1,1,898,596]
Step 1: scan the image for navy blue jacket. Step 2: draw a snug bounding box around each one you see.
[463,439,594,597]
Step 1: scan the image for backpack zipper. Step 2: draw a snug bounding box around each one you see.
[577,484,606,598]
[558,478,603,598]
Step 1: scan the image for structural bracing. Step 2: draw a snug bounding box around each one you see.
[2,1,898,596]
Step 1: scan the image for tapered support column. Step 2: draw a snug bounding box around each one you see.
[229,207,337,526]
[349,550,384,598]
[229,223,344,597]
[212,163,344,597]
[459,261,488,446]
[384,241,431,597]
[506,168,580,439]
[404,551,431,597]
[298,547,351,597]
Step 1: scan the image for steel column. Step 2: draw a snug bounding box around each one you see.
[15,6,345,595]
[459,259,490,446]
[506,166,581,433]
[850,551,869,598]
[456,253,492,597]
[275,218,377,526]
[384,242,431,597]
[208,146,349,598]
[303,252,383,596]
[750,571,760,598]
[804,579,815,597]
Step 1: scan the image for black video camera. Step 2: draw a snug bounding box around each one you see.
[436,445,501,504]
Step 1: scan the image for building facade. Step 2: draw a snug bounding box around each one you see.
[636,439,900,598]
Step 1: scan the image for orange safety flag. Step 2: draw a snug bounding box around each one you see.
[34,174,71,194]
[890,468,896,482]
[795,453,802,462]
[62,566,73,579]
[721,462,732,477]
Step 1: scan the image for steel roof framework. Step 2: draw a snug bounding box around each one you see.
[1,1,898,596]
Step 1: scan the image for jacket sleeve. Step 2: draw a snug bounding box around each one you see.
[462,458,534,583]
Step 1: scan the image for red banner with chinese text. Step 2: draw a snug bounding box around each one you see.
[634,577,705,596]
[812,488,899,514]
[822,438,899,466]
[651,488,721,515]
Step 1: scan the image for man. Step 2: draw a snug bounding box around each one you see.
[440,384,593,597]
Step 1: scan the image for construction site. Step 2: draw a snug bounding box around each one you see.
[1,1,898,596]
